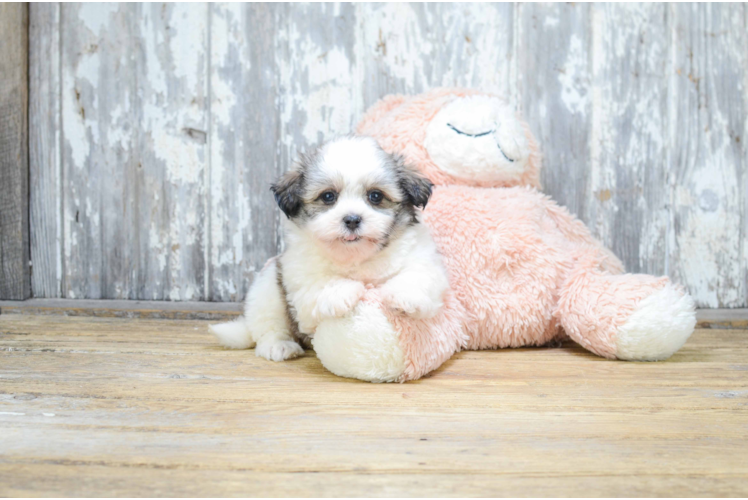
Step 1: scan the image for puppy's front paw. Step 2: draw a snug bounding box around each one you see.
[381,286,441,319]
[255,340,304,362]
[312,280,366,321]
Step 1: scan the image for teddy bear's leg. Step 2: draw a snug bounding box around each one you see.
[555,259,696,361]
[313,300,407,383]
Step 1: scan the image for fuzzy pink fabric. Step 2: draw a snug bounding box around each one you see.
[360,288,467,382]
[356,89,680,381]
[421,185,653,356]
[556,263,668,358]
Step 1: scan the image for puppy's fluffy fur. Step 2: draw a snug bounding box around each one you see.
[210,136,450,361]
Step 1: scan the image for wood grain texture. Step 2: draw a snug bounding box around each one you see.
[669,3,747,308]
[133,3,209,301]
[208,3,282,302]
[696,308,748,329]
[60,3,131,300]
[358,3,516,108]
[3,467,748,498]
[59,3,208,301]
[27,3,748,307]
[0,3,30,300]
[586,4,670,276]
[0,314,747,496]
[518,3,592,216]
[29,3,62,299]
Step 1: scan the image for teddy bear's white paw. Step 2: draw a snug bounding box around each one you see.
[381,286,441,319]
[312,280,366,321]
[255,340,304,362]
[616,283,696,361]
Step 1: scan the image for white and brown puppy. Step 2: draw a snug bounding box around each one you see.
[210,136,449,362]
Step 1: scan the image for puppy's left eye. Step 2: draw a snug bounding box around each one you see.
[368,190,384,205]
[319,191,337,205]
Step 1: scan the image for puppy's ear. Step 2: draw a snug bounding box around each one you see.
[394,155,433,209]
[270,169,304,218]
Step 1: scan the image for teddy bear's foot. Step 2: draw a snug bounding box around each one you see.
[313,301,406,383]
[557,271,696,361]
[615,282,696,361]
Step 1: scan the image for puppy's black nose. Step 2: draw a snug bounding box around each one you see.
[343,214,362,230]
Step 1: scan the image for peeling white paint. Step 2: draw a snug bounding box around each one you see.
[544,16,559,28]
[142,9,168,97]
[360,4,433,92]
[29,2,748,307]
[670,3,746,308]
[78,3,118,35]
[586,3,670,278]
[169,4,205,96]
[558,34,589,115]
[61,86,90,171]
[675,123,743,306]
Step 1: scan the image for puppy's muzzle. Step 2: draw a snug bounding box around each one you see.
[343,214,362,230]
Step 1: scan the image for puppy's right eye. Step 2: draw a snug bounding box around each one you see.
[319,191,337,205]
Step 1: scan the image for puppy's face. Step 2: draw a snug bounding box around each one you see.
[271,137,433,264]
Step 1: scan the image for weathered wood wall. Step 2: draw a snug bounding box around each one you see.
[28,3,747,308]
[0,3,30,300]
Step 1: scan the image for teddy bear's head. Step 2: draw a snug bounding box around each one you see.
[357,88,541,189]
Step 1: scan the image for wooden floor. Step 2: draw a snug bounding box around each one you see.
[1,315,747,497]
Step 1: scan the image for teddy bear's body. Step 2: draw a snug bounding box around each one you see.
[425,184,619,350]
[312,89,696,383]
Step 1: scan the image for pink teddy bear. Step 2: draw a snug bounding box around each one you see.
[312,88,696,383]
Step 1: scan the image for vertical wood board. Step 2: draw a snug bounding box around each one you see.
[25,2,748,307]
[585,4,670,276]
[0,3,30,300]
[209,3,283,301]
[669,3,746,308]
[517,3,592,217]
[358,3,516,109]
[59,3,208,300]
[29,3,62,298]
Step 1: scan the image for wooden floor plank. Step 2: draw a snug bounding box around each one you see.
[2,299,746,329]
[2,465,747,498]
[0,315,746,497]
[0,299,242,320]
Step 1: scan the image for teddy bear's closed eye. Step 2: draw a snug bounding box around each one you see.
[446,123,495,138]
[446,123,516,163]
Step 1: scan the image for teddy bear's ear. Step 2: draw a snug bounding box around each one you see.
[270,168,305,219]
[393,154,433,210]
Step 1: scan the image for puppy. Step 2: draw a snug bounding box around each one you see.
[210,136,450,362]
